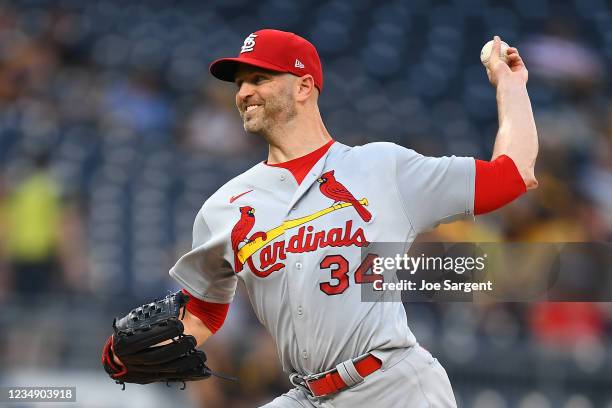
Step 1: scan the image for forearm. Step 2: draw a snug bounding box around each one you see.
[181,308,214,347]
[492,76,539,189]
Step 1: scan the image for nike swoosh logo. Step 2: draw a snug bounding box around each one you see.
[230,189,253,204]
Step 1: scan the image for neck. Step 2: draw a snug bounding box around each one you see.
[265,109,332,164]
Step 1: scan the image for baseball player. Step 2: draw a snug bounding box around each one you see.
[102,30,537,407]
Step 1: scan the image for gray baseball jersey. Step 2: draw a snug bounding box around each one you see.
[170,141,475,375]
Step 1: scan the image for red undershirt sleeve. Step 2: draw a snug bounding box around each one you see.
[474,154,527,215]
[181,289,230,333]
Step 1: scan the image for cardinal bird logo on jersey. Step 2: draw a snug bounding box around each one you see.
[231,206,267,272]
[231,206,255,272]
[317,170,372,222]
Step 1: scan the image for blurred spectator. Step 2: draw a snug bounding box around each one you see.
[0,174,8,302]
[579,139,612,234]
[102,70,173,140]
[529,302,604,347]
[1,153,62,296]
[178,82,261,156]
[0,33,59,103]
[523,18,605,87]
[0,152,86,298]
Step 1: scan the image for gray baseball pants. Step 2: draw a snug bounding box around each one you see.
[260,345,457,408]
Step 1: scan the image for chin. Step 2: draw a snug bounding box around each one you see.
[243,121,256,132]
[243,119,265,134]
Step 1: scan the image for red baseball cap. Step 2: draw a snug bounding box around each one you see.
[209,29,323,92]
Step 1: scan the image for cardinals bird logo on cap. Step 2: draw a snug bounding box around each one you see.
[241,33,258,53]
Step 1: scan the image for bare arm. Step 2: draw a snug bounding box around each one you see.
[181,308,214,347]
[487,36,539,189]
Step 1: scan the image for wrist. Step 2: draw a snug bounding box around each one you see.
[496,74,526,90]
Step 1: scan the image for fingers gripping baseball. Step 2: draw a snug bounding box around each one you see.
[485,36,528,87]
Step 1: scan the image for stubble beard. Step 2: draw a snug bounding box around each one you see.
[241,90,297,138]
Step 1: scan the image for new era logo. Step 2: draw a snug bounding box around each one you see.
[295,59,305,69]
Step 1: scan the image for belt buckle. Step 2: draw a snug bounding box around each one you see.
[304,379,317,397]
[303,372,329,397]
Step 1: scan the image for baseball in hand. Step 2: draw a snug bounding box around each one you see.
[480,39,509,67]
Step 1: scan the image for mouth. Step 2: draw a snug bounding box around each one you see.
[245,104,262,114]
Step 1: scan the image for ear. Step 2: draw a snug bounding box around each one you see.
[295,74,315,102]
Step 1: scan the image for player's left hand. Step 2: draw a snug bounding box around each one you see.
[486,36,528,87]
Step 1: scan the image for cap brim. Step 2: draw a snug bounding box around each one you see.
[209,57,289,83]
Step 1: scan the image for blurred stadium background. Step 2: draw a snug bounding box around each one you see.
[0,0,611,407]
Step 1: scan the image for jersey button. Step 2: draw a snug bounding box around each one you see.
[302,350,308,359]
[297,305,303,315]
[295,262,302,270]
[280,175,286,181]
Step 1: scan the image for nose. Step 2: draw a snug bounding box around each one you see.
[236,82,255,103]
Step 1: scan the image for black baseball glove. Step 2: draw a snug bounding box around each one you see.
[101,291,212,388]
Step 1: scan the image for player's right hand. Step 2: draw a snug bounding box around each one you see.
[101,292,212,387]
[112,351,124,368]
[486,36,528,87]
